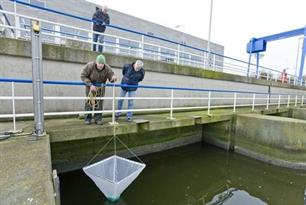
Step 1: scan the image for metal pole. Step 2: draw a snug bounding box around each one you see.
[207,91,211,115]
[111,84,117,125]
[31,20,45,137]
[252,93,255,111]
[11,82,17,132]
[295,95,298,107]
[140,35,144,59]
[266,94,269,110]
[256,53,260,79]
[233,92,237,113]
[13,0,19,39]
[287,95,290,108]
[278,95,281,109]
[177,45,180,64]
[170,89,174,119]
[207,0,213,69]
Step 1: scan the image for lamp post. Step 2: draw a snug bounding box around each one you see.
[207,0,214,68]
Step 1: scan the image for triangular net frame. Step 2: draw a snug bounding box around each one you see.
[83,121,146,202]
[83,155,145,201]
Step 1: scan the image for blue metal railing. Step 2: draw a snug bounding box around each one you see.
[0,77,301,96]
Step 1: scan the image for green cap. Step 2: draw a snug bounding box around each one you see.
[96,54,106,64]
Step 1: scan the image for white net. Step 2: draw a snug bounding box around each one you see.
[83,155,146,201]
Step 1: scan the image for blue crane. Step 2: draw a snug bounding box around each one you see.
[246,26,306,82]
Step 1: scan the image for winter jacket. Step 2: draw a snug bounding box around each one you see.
[92,9,110,33]
[81,62,114,94]
[121,63,145,91]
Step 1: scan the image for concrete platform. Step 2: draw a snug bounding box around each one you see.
[0,135,55,205]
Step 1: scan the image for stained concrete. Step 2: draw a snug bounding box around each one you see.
[291,108,306,120]
[0,135,55,205]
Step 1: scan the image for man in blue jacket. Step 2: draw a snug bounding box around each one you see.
[115,60,145,121]
[92,5,110,52]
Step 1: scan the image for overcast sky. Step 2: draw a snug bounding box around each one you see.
[88,0,306,75]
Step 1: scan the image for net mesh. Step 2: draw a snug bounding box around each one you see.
[83,155,145,201]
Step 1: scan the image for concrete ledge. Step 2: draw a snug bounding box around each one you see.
[235,146,306,170]
[0,135,55,205]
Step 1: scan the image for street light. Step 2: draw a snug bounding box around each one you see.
[175,24,186,45]
[207,0,213,69]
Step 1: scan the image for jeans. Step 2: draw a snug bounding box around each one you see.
[93,33,104,52]
[116,89,136,119]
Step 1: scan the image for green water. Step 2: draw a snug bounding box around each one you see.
[60,143,306,205]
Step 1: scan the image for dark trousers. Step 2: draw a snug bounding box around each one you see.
[85,88,104,122]
[93,32,104,52]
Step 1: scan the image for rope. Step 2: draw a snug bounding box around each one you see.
[116,135,145,164]
[86,136,114,166]
[86,89,102,109]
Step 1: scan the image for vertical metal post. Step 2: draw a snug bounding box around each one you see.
[111,84,117,125]
[207,91,211,115]
[278,95,281,109]
[11,82,17,132]
[31,20,44,137]
[177,44,180,64]
[295,95,298,107]
[288,75,291,84]
[169,89,174,119]
[213,54,216,71]
[157,47,161,61]
[207,0,213,69]
[256,53,260,79]
[233,92,237,113]
[115,38,120,54]
[13,0,20,39]
[287,95,290,108]
[252,93,255,111]
[265,94,269,110]
[140,35,144,59]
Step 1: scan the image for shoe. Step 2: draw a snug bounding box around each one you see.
[115,115,119,121]
[95,120,103,125]
[127,117,132,122]
[84,120,91,125]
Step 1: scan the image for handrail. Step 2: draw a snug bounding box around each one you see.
[0,77,303,96]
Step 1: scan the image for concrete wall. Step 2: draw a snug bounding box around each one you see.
[0,38,305,115]
[291,108,306,120]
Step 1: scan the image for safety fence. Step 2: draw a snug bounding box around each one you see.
[0,78,304,133]
[0,0,305,86]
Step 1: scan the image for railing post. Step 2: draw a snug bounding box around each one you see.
[115,38,120,54]
[287,95,290,108]
[13,0,20,39]
[140,35,144,59]
[110,84,117,125]
[302,95,304,106]
[278,95,281,109]
[169,89,174,120]
[295,95,298,107]
[207,91,211,115]
[252,93,256,111]
[233,92,237,113]
[288,75,291,84]
[157,47,161,61]
[213,54,216,71]
[11,82,17,132]
[177,44,180,64]
[266,94,269,110]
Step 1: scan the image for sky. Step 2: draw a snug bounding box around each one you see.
[87,0,306,75]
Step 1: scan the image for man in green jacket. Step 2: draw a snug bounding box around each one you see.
[81,54,117,125]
